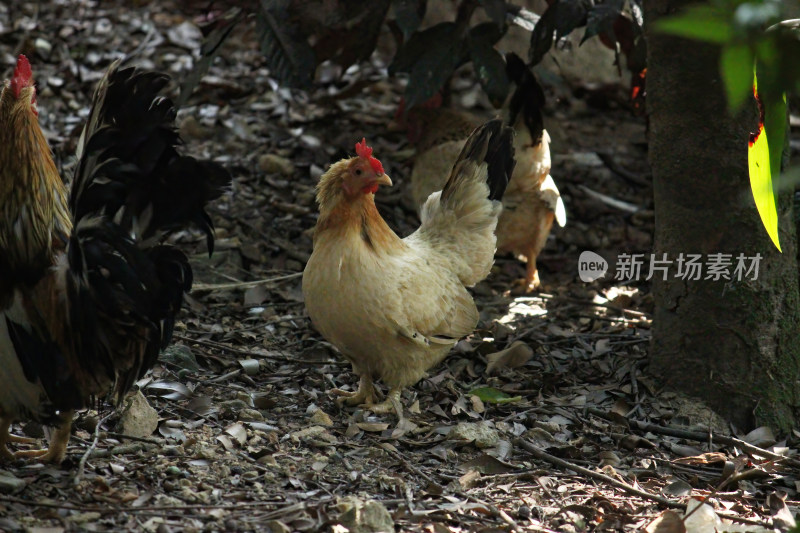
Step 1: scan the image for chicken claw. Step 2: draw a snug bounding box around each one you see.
[366,388,404,417]
[0,417,40,461]
[331,375,377,406]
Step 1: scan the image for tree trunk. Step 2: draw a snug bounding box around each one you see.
[645,0,800,431]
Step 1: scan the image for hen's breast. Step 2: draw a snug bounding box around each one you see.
[302,232,456,387]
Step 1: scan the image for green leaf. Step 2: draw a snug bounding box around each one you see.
[392,0,426,40]
[653,5,733,43]
[469,36,510,107]
[390,22,458,75]
[720,43,754,111]
[581,0,624,45]
[469,387,522,404]
[479,0,507,29]
[763,89,787,197]
[256,0,316,89]
[393,22,465,109]
[748,69,782,252]
[528,0,590,65]
[177,7,243,108]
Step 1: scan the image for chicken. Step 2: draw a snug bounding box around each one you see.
[303,120,514,414]
[0,55,230,463]
[406,53,566,291]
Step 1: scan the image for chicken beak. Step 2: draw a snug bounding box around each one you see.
[376,174,393,187]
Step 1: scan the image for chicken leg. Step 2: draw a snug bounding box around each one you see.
[331,375,377,406]
[524,258,541,292]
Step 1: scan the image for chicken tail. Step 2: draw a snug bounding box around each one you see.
[440,118,515,207]
[505,52,546,144]
[70,63,230,254]
[62,64,231,401]
[416,119,515,286]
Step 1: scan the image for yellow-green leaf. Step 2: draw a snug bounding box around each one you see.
[469,387,522,404]
[748,71,781,252]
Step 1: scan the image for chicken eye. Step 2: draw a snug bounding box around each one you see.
[355,169,362,176]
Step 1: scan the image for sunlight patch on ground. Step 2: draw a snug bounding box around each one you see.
[498,295,550,324]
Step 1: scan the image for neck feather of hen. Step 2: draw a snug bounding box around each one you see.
[0,91,71,278]
[314,194,400,252]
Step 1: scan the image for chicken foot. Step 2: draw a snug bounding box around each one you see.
[332,378,405,417]
[6,412,72,464]
[365,388,404,417]
[331,375,377,406]
[0,417,40,461]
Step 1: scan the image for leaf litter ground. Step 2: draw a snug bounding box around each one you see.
[0,2,797,532]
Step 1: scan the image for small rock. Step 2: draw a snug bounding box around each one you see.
[290,425,327,443]
[165,466,183,477]
[34,38,52,57]
[162,445,184,457]
[195,446,217,460]
[117,390,158,439]
[309,409,333,427]
[239,409,264,422]
[337,498,394,533]
[0,473,26,494]
[448,422,500,449]
[219,399,249,418]
[258,154,294,176]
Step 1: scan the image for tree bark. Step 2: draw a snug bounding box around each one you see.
[645,0,800,431]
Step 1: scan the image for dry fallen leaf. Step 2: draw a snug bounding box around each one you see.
[485,341,534,375]
[672,452,727,465]
[644,510,686,533]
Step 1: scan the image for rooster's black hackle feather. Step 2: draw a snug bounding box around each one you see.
[505,53,546,145]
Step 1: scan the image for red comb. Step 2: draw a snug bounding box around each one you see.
[10,55,34,98]
[355,138,384,175]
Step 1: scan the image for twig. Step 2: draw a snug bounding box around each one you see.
[174,333,348,366]
[192,272,302,292]
[0,495,317,514]
[103,432,162,445]
[74,412,114,485]
[514,438,685,510]
[587,408,800,468]
[377,438,523,532]
[203,368,242,384]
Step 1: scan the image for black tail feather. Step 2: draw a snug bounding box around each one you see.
[70,65,230,253]
[61,64,231,405]
[443,119,515,203]
[505,52,546,143]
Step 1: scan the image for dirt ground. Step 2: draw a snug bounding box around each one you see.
[0,1,797,532]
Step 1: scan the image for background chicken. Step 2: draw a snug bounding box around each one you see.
[406,53,566,291]
[303,120,514,415]
[0,56,230,463]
